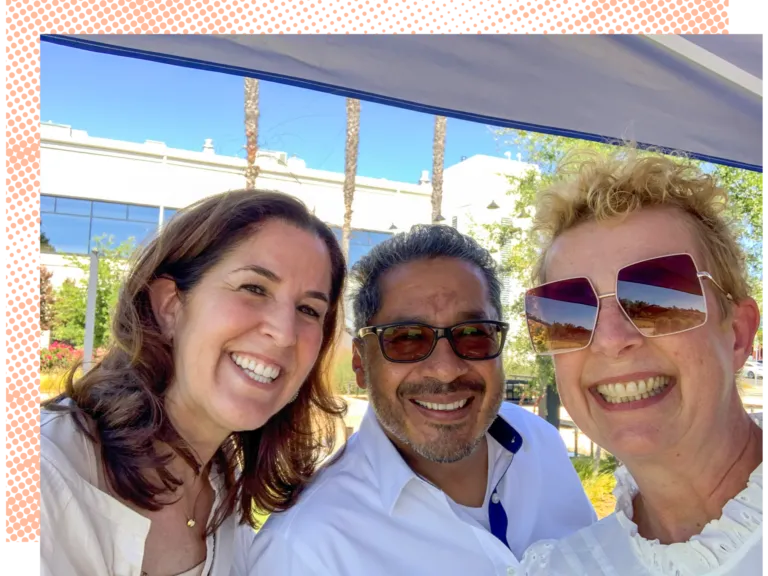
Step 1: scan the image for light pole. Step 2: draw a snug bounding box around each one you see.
[83,249,99,371]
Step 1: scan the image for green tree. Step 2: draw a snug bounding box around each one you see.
[51,236,136,348]
[41,231,54,253]
[40,265,55,331]
[477,130,763,407]
[51,279,85,345]
[714,165,763,343]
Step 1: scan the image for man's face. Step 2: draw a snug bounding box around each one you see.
[354,257,504,463]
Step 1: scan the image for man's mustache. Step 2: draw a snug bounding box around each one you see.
[398,377,486,397]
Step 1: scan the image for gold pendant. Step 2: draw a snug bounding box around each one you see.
[186,518,196,528]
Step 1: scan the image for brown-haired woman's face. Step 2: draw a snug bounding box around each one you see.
[156,219,333,438]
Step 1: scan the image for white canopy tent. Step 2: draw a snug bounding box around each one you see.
[43,33,762,171]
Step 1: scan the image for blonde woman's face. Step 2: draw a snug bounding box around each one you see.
[543,207,755,460]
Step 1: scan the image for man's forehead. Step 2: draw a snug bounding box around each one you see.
[375,258,494,320]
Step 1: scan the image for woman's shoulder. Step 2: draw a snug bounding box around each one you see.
[41,399,100,486]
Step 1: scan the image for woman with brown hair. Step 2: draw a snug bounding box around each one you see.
[40,190,347,576]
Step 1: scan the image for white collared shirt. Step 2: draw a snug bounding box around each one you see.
[518,413,764,576]
[232,402,596,576]
[41,406,235,576]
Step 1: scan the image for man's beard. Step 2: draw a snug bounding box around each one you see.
[366,371,503,464]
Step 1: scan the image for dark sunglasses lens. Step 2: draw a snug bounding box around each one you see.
[450,322,505,359]
[381,325,436,361]
[525,278,598,354]
[617,254,706,337]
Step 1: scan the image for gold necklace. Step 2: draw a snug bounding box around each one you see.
[184,474,207,528]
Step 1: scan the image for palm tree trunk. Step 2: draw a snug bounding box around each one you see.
[431,116,447,223]
[342,98,361,260]
[244,77,260,190]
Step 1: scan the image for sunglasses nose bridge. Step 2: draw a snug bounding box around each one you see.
[590,295,645,356]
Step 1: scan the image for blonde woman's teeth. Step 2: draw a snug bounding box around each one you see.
[230,353,281,383]
[596,376,670,404]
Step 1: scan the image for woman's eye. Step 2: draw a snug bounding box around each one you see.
[242,284,267,296]
[298,305,321,319]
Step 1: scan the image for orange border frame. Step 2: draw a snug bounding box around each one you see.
[4,0,730,543]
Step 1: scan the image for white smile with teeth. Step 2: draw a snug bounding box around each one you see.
[413,399,469,411]
[230,353,281,384]
[596,376,671,404]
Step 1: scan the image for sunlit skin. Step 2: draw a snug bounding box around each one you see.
[544,206,761,543]
[353,257,504,506]
[153,219,333,463]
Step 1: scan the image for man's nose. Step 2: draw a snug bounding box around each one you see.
[418,336,470,382]
[590,298,644,358]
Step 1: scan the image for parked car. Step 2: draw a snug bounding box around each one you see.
[742,359,763,380]
[504,377,537,405]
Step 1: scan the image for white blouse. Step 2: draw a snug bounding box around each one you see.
[518,414,763,576]
[40,406,236,576]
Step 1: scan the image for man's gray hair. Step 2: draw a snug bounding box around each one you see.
[349,225,503,333]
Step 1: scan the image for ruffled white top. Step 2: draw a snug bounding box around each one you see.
[517,413,763,576]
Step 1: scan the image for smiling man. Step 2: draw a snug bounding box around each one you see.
[234,225,595,576]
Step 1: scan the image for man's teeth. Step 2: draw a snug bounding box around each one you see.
[413,399,469,411]
[596,376,671,404]
[230,353,281,383]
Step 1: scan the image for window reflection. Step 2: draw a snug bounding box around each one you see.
[41,214,90,254]
[90,219,157,249]
[40,195,56,213]
[55,197,91,216]
[92,201,128,219]
[329,226,392,268]
[41,194,161,254]
[40,195,394,262]
[128,205,160,223]
[162,208,178,223]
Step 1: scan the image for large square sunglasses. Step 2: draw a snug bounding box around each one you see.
[524,253,733,356]
[358,320,509,363]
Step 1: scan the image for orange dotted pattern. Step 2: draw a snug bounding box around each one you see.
[6,0,729,544]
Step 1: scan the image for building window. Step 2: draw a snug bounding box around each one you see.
[162,208,179,223]
[41,194,160,255]
[329,226,393,268]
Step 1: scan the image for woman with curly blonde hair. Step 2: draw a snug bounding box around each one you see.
[519,149,762,575]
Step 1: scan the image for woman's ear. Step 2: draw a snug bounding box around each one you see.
[149,277,181,340]
[730,296,760,374]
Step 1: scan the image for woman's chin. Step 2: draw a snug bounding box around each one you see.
[603,429,673,461]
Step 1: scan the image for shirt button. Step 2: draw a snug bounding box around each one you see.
[491,493,501,504]
[506,567,516,576]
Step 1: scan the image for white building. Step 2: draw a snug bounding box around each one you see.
[40,122,537,314]
[41,122,435,285]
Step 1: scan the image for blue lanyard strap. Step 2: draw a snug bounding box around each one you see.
[486,415,524,550]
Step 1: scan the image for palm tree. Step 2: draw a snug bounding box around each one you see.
[244,77,260,190]
[431,116,447,223]
[341,98,361,260]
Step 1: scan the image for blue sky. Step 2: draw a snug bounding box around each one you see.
[41,42,517,183]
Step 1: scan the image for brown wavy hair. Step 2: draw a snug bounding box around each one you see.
[43,189,347,532]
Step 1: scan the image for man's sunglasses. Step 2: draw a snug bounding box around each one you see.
[524,253,733,356]
[358,320,509,363]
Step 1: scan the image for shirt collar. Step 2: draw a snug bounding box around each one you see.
[357,405,525,516]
